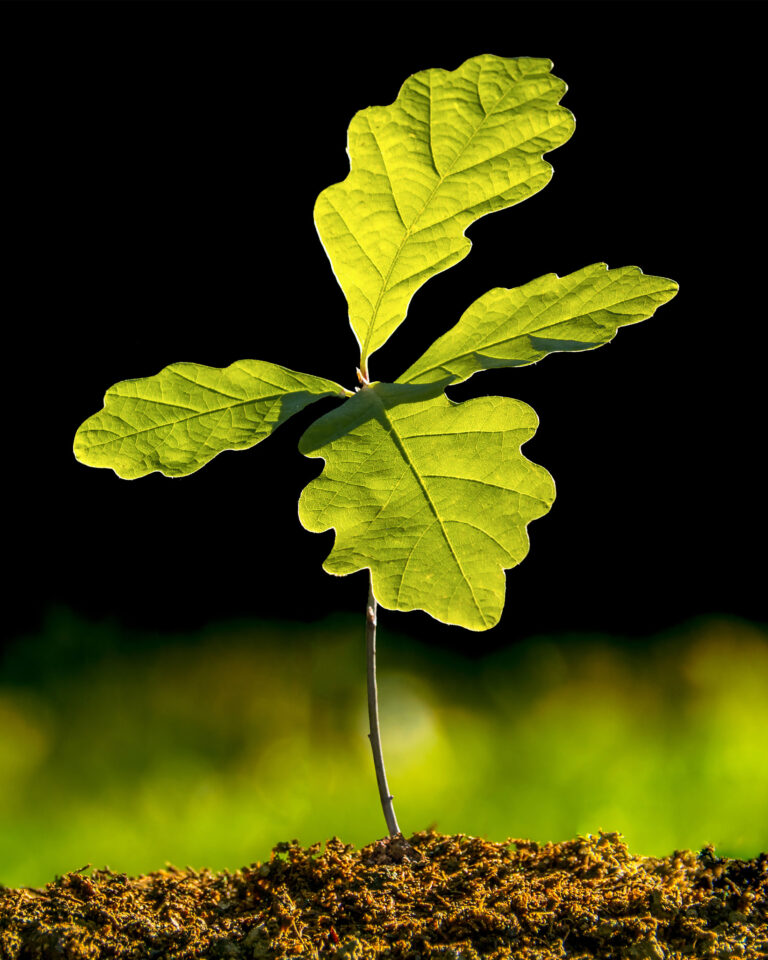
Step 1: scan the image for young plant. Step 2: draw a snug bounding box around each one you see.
[74,54,678,837]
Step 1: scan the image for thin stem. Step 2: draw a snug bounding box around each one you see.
[366,576,400,836]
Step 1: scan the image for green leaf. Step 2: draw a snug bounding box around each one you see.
[74,360,347,479]
[315,53,574,370]
[298,382,554,630]
[398,264,679,386]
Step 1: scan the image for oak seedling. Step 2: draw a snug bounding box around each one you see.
[74,54,678,836]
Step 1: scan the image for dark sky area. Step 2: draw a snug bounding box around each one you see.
[5,2,765,655]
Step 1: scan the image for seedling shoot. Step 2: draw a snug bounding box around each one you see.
[74,54,678,836]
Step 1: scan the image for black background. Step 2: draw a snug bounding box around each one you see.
[5,1,765,654]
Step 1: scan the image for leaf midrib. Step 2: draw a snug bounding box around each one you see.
[374,394,486,624]
[78,391,305,451]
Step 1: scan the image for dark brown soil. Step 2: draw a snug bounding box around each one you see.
[1,831,766,959]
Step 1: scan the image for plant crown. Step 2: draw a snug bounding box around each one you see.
[74,54,678,631]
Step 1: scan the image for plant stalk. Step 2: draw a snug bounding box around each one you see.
[366,576,400,836]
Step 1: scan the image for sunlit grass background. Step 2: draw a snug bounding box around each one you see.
[1,611,767,887]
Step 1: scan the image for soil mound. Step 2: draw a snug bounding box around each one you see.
[1,830,766,959]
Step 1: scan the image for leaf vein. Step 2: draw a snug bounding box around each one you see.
[384,410,484,620]
[80,393,293,449]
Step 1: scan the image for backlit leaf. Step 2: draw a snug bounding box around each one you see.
[298,382,554,630]
[398,263,679,386]
[315,53,574,370]
[74,360,347,479]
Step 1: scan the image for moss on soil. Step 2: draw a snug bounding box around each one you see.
[1,831,766,959]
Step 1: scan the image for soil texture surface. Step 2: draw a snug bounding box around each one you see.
[1,830,766,959]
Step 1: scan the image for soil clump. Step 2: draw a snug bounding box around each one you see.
[1,830,766,959]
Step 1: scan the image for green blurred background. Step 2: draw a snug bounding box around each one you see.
[4,0,768,892]
[2,610,766,888]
